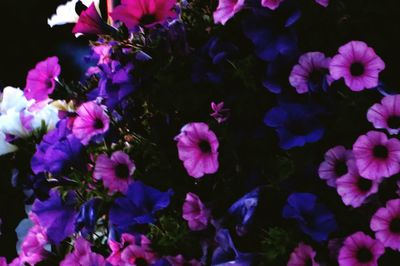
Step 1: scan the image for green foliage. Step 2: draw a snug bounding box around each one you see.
[259,227,295,265]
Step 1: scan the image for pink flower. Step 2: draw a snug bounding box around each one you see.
[353,131,400,180]
[94,151,136,194]
[370,199,400,251]
[19,224,48,265]
[0,258,7,266]
[210,101,230,124]
[107,234,157,266]
[261,0,285,10]
[73,3,112,35]
[315,0,329,7]
[336,172,380,208]
[289,52,332,94]
[338,231,384,266]
[287,242,319,266]
[367,95,400,135]
[318,146,357,188]
[111,0,177,31]
[72,101,110,145]
[329,41,385,91]
[24,57,61,102]
[182,192,210,231]
[60,236,107,266]
[213,0,245,25]
[175,122,219,178]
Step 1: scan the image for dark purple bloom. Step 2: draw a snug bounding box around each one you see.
[264,103,325,149]
[88,61,135,109]
[31,119,84,175]
[243,0,300,62]
[75,198,101,236]
[211,228,254,265]
[32,189,78,244]
[24,57,61,102]
[262,54,298,94]
[282,193,337,242]
[192,37,238,84]
[109,181,173,233]
[228,187,260,236]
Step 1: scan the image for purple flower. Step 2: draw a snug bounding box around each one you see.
[24,57,61,102]
[31,119,84,175]
[289,52,332,94]
[75,198,101,236]
[111,0,177,31]
[32,189,78,244]
[353,131,400,180]
[287,242,319,266]
[338,232,384,266]
[370,199,400,251]
[93,151,136,194]
[318,146,357,188]
[243,0,300,62]
[72,101,110,145]
[367,95,400,135]
[213,0,245,25]
[282,193,337,242]
[60,236,107,266]
[88,61,135,109]
[336,172,380,208]
[315,0,329,7]
[264,103,325,149]
[330,41,385,91]
[210,101,230,124]
[175,122,219,178]
[182,192,210,231]
[73,3,114,35]
[109,181,173,233]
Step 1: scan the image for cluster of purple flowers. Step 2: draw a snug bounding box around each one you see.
[2,0,400,265]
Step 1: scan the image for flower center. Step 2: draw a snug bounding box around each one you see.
[139,14,157,26]
[356,247,373,263]
[45,78,53,89]
[390,218,400,233]
[115,163,130,179]
[135,258,148,266]
[334,160,348,177]
[387,116,400,129]
[304,258,313,266]
[286,121,309,135]
[94,118,104,129]
[357,177,372,192]
[198,140,212,153]
[350,62,365,76]
[372,145,388,159]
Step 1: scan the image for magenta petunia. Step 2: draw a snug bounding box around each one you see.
[315,0,329,7]
[329,41,385,91]
[72,101,110,145]
[338,231,384,266]
[182,192,210,231]
[111,0,177,31]
[93,151,136,194]
[107,234,157,266]
[352,131,400,180]
[261,0,285,10]
[24,56,61,102]
[287,242,319,266]
[370,198,400,251]
[175,122,219,178]
[318,146,357,188]
[213,0,245,25]
[60,236,107,266]
[367,95,400,135]
[289,52,332,94]
[72,3,112,35]
[336,172,380,208]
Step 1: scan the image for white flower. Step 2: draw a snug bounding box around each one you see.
[0,109,31,138]
[47,0,98,28]
[0,132,17,156]
[31,104,60,132]
[0,86,31,114]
